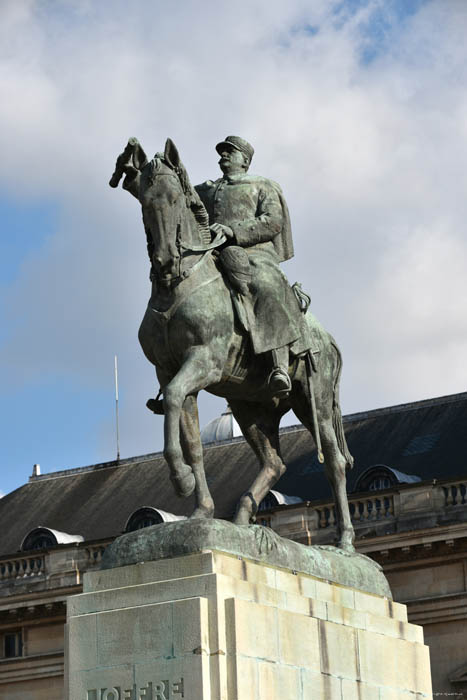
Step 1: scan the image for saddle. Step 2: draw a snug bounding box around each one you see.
[146,247,320,413]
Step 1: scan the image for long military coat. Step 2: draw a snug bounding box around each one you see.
[195,174,307,355]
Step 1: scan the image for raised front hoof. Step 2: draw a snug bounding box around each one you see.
[170,466,196,498]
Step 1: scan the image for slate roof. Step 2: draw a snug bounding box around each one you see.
[1,391,466,557]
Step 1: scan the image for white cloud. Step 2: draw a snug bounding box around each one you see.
[1,0,466,464]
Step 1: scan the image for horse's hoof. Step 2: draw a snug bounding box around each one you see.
[171,466,195,498]
[233,506,251,526]
[337,536,355,553]
[190,504,215,519]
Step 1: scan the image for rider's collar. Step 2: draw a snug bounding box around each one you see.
[222,173,247,183]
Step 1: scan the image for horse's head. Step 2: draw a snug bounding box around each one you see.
[140,138,206,288]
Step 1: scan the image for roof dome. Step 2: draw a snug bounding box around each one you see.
[200,405,242,444]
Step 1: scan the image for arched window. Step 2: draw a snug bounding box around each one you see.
[353,465,421,493]
[368,476,392,491]
[124,507,186,533]
[23,532,56,550]
[21,527,83,551]
[125,508,159,531]
[258,490,303,512]
[354,466,396,492]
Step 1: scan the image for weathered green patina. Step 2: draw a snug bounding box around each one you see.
[195,135,309,368]
[101,519,391,599]
[109,137,356,551]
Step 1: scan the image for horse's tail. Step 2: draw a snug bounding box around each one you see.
[330,339,354,469]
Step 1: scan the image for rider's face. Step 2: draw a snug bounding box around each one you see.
[218,145,248,175]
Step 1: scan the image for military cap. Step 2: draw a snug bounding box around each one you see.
[215,136,254,163]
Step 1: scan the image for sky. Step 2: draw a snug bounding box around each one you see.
[1,0,466,496]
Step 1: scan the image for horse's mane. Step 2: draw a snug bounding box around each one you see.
[160,155,211,246]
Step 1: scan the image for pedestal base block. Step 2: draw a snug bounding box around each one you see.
[66,547,432,699]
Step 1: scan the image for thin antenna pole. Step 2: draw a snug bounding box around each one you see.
[114,355,120,462]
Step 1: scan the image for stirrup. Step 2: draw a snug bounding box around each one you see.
[268,368,292,399]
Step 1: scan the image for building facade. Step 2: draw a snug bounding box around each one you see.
[1,392,466,698]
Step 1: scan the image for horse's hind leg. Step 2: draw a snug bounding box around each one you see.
[291,372,355,551]
[319,418,355,551]
[180,395,214,519]
[229,399,287,525]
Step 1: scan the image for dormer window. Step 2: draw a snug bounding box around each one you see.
[125,508,159,531]
[368,476,392,491]
[353,465,421,493]
[124,507,186,533]
[21,527,83,551]
[23,531,56,550]
[258,490,303,512]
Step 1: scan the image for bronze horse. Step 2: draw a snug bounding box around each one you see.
[110,137,355,550]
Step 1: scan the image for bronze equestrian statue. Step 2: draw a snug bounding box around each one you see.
[110,136,356,551]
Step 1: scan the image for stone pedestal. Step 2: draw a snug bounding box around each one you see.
[65,522,432,699]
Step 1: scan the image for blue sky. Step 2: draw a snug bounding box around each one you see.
[0,198,57,285]
[1,0,466,496]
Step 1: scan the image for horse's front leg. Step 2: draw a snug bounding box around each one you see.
[163,348,221,498]
[180,394,214,518]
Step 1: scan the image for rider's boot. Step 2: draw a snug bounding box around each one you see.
[146,398,164,414]
[146,390,165,415]
[268,346,292,399]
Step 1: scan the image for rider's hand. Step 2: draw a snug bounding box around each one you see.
[210,223,234,240]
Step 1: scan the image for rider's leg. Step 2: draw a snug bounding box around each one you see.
[269,346,292,398]
[218,246,252,295]
[246,254,299,398]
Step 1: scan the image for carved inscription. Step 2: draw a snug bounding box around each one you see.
[87,678,184,700]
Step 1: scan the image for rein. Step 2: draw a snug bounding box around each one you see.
[180,231,226,253]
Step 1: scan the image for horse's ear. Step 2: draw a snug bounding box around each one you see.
[164,138,181,170]
[132,141,148,170]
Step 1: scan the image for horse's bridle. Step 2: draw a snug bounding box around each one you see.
[147,167,226,286]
